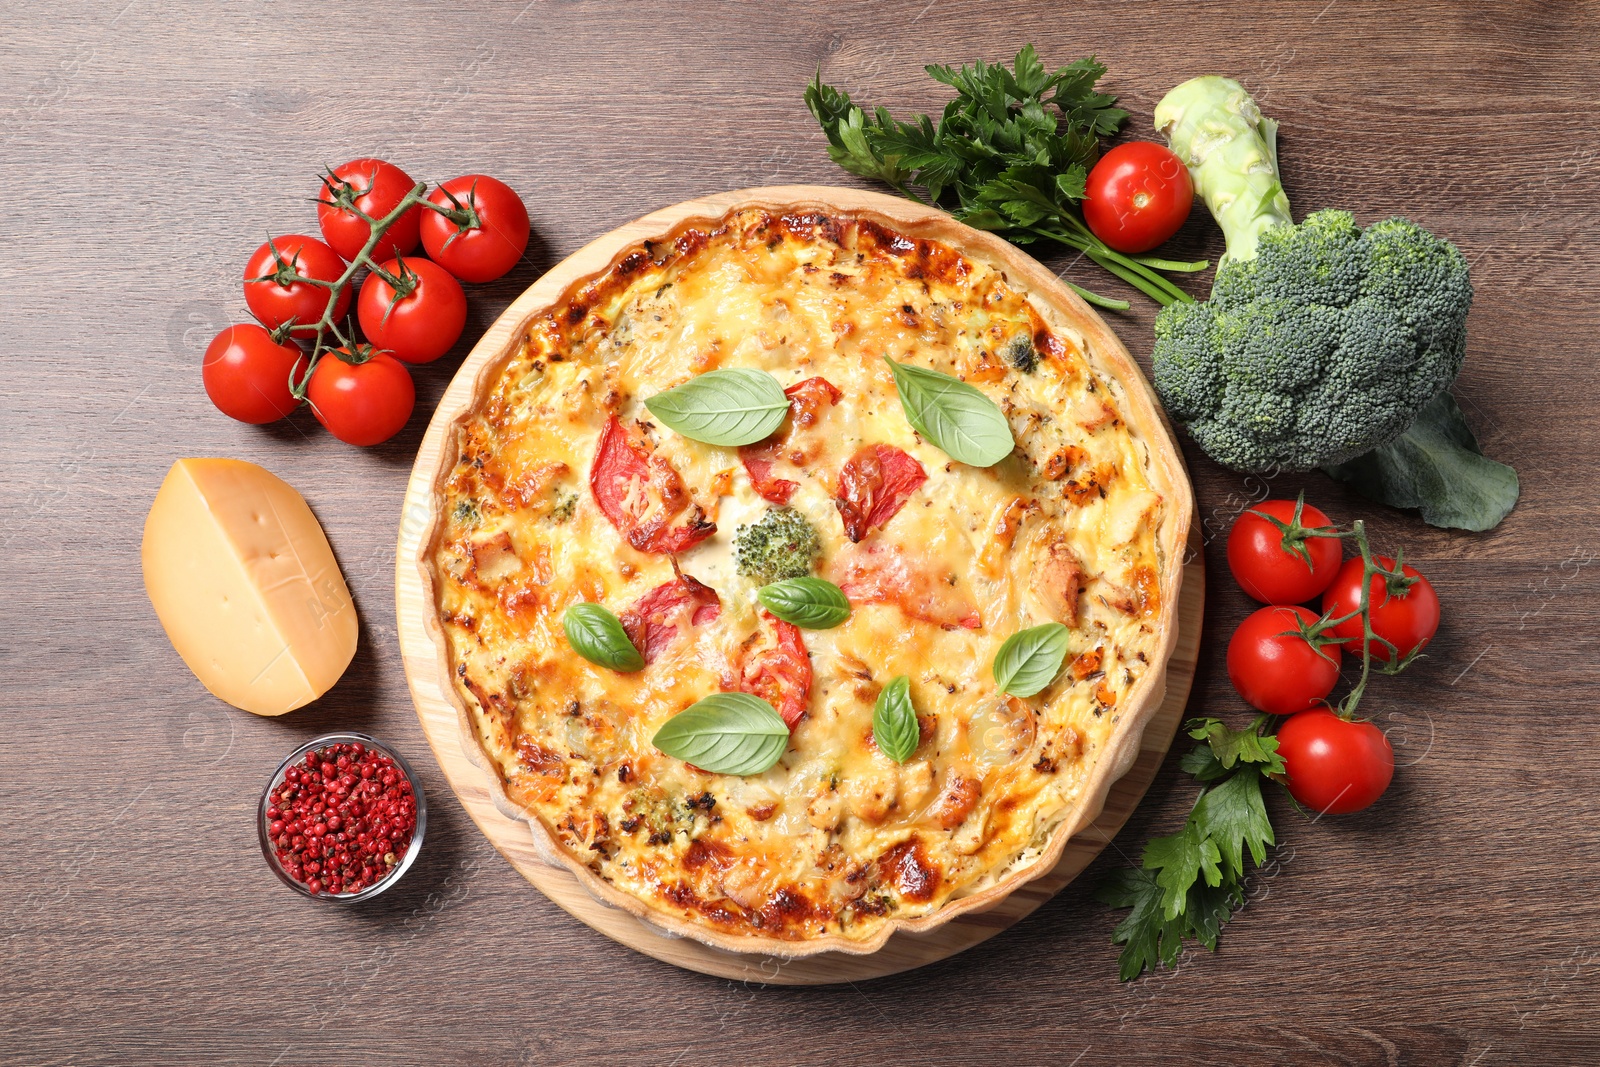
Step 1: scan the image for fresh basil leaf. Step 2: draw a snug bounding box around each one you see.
[872,675,919,764]
[757,577,851,629]
[992,622,1070,697]
[563,602,644,672]
[643,368,789,447]
[885,357,1014,467]
[651,692,790,776]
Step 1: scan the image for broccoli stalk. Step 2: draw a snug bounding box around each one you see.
[1155,76,1291,265]
[1150,76,1519,531]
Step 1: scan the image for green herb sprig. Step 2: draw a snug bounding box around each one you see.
[991,622,1070,697]
[563,602,645,672]
[1095,716,1283,980]
[804,45,1208,310]
[872,676,919,764]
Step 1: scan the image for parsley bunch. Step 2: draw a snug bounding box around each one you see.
[1095,717,1283,980]
[804,45,1206,310]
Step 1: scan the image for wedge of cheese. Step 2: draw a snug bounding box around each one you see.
[142,458,357,715]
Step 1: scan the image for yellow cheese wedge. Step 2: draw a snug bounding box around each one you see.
[142,458,358,716]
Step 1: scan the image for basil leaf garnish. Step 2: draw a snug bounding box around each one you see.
[563,602,645,672]
[643,368,790,447]
[757,577,851,629]
[884,357,1014,467]
[652,692,790,775]
[872,675,919,764]
[992,622,1070,697]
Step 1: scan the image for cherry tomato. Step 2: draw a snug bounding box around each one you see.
[305,347,415,446]
[1322,556,1441,662]
[1082,142,1194,254]
[317,158,423,263]
[420,175,530,283]
[202,324,306,424]
[1276,708,1394,815]
[1227,605,1341,716]
[357,256,467,364]
[1228,498,1343,604]
[243,235,349,334]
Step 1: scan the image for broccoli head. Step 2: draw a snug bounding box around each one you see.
[1148,76,1515,530]
[1153,208,1472,472]
[733,507,821,585]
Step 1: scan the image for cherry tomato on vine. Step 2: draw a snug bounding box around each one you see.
[202,324,306,424]
[1227,605,1341,716]
[1276,708,1394,815]
[357,256,467,364]
[1322,556,1441,662]
[420,175,530,283]
[305,346,415,446]
[1082,142,1194,254]
[317,158,423,263]
[1228,498,1343,604]
[243,235,349,334]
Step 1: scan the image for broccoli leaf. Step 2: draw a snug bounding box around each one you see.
[1321,390,1520,532]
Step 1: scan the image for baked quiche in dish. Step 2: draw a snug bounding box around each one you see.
[417,187,1191,955]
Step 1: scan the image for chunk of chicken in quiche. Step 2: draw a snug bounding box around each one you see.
[1037,538,1084,627]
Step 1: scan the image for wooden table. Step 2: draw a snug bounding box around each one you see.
[4,2,1594,1062]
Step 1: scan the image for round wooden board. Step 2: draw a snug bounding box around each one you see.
[395,186,1203,984]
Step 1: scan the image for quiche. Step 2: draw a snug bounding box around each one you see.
[417,188,1191,955]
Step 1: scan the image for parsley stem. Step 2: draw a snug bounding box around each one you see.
[1130,254,1211,273]
[1064,281,1131,311]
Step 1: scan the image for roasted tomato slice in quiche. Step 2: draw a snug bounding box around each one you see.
[829,539,981,630]
[739,375,843,505]
[735,612,812,727]
[834,444,928,542]
[589,416,716,553]
[620,575,722,664]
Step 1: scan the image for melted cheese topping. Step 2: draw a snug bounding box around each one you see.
[433,210,1169,942]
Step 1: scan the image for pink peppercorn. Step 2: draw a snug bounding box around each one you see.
[267,741,418,897]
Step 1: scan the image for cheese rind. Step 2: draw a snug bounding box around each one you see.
[142,458,357,716]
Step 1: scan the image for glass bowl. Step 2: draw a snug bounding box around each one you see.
[258,731,427,902]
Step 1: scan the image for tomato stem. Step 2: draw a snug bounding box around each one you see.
[282,181,433,400]
[1248,499,1421,721]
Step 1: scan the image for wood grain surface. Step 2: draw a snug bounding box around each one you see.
[3,1,1597,1063]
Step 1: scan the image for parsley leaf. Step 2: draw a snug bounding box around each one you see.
[1144,822,1223,920]
[1187,716,1288,775]
[1097,869,1240,982]
[803,46,1205,309]
[1096,717,1285,980]
[1193,762,1277,876]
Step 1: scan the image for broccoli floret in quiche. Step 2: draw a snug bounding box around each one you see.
[733,507,821,586]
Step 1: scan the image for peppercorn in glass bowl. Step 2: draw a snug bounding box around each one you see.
[258,732,426,902]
